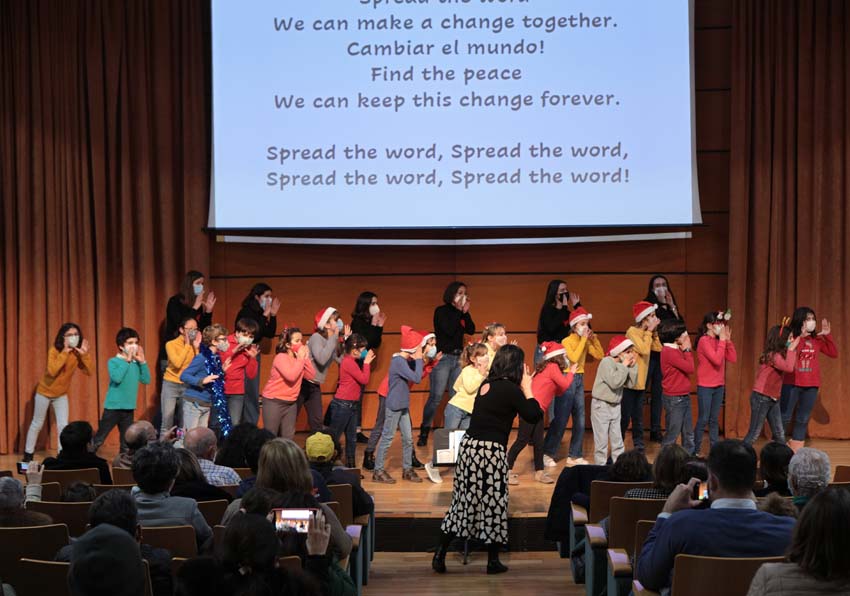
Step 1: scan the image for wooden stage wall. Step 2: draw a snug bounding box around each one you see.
[207,2,733,433]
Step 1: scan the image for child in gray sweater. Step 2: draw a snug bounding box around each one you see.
[591,336,638,464]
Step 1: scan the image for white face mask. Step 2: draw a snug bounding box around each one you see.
[66,335,80,348]
[193,283,204,296]
[654,286,668,298]
[216,340,230,352]
[368,304,380,316]
[494,335,507,346]
[805,320,816,333]
[123,344,138,356]
[425,346,437,359]
[237,335,253,346]
[713,325,724,335]
[455,294,467,307]
[575,323,588,337]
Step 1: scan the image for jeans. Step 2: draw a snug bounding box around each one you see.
[620,388,644,450]
[662,394,695,454]
[93,409,134,452]
[297,381,326,432]
[242,352,261,425]
[227,394,244,426]
[328,399,359,462]
[444,403,471,431]
[25,393,69,453]
[543,373,584,459]
[507,418,544,471]
[183,399,211,433]
[647,351,664,433]
[693,385,724,454]
[374,408,413,471]
[744,391,785,444]
[160,380,185,436]
[421,353,461,430]
[590,398,624,465]
[780,385,819,441]
[366,396,387,452]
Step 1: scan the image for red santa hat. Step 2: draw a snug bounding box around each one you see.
[540,341,566,360]
[314,307,337,330]
[607,335,634,357]
[400,326,424,352]
[569,307,593,328]
[417,330,435,347]
[633,301,658,323]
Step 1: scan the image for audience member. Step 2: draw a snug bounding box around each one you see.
[306,432,374,517]
[0,466,51,527]
[171,447,234,503]
[787,447,831,511]
[113,421,158,469]
[214,422,256,468]
[56,489,173,596]
[636,440,795,593]
[174,557,226,596]
[748,487,850,595]
[754,441,794,497]
[625,444,691,499]
[42,421,112,484]
[68,523,147,596]
[61,481,96,502]
[757,492,798,519]
[131,442,212,550]
[184,427,241,486]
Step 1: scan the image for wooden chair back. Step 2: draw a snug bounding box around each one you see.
[27,501,92,537]
[111,467,135,485]
[213,524,227,555]
[828,481,850,490]
[233,467,252,480]
[277,555,302,573]
[141,525,197,558]
[324,501,341,521]
[197,499,229,527]
[633,520,656,571]
[327,484,354,527]
[608,498,666,556]
[219,484,239,498]
[588,481,653,523]
[171,556,189,577]
[0,470,12,478]
[16,559,71,596]
[670,554,783,596]
[42,468,100,492]
[40,482,62,501]
[0,524,70,587]
[833,465,850,483]
[93,483,134,496]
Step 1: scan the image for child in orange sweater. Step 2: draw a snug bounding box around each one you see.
[261,327,315,440]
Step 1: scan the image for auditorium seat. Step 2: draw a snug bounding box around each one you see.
[0,524,70,588]
[197,499,228,527]
[93,483,134,496]
[632,554,783,596]
[27,501,91,537]
[41,468,99,493]
[141,525,197,558]
[833,465,850,483]
[111,467,135,485]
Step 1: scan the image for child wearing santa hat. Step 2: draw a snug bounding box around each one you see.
[298,307,348,432]
[621,301,662,452]
[373,326,425,484]
[507,342,577,484]
[590,336,638,465]
[542,307,603,467]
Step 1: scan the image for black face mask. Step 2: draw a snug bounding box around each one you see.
[558,292,568,302]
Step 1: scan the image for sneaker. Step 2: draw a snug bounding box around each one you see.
[566,457,589,466]
[362,451,375,471]
[508,473,519,486]
[356,431,370,444]
[372,469,396,484]
[534,470,554,484]
[403,468,423,483]
[543,454,557,468]
[22,452,34,463]
[425,462,443,484]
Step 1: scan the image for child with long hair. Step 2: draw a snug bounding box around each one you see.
[261,327,315,440]
[445,342,490,431]
[780,306,838,450]
[590,336,638,465]
[24,323,94,461]
[508,342,577,484]
[481,322,509,367]
[350,291,388,443]
[329,334,374,468]
[299,307,349,433]
[744,322,800,445]
[693,310,736,455]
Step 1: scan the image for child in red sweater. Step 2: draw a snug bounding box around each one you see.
[261,327,315,440]
[693,311,737,455]
[780,307,838,450]
[745,324,800,445]
[329,334,374,467]
[659,320,695,453]
[507,342,577,485]
[221,318,260,426]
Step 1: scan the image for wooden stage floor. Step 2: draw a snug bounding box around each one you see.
[4,432,849,519]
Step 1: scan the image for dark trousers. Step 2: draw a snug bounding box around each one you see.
[507,418,545,471]
[93,409,134,452]
[297,381,326,432]
[328,399,359,462]
[242,353,261,425]
[647,351,663,433]
[620,388,644,450]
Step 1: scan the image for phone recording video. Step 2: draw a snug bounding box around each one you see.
[273,508,315,534]
[16,462,28,474]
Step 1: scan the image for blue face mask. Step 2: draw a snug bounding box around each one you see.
[359,349,369,360]
[336,319,344,331]
[193,283,204,295]
[425,346,437,359]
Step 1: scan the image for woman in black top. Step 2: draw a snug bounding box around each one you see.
[350,291,387,443]
[160,270,215,363]
[418,281,476,446]
[433,345,542,575]
[234,283,280,426]
[536,278,582,350]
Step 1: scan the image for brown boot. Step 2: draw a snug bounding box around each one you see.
[403,468,423,483]
[372,469,396,484]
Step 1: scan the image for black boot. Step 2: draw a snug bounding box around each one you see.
[417,426,430,447]
[22,452,34,463]
[347,458,356,470]
[356,431,369,444]
[411,453,424,469]
[362,450,375,471]
[432,532,452,573]
[486,544,508,574]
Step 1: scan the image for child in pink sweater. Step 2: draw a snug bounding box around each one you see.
[261,327,315,440]
[693,311,737,455]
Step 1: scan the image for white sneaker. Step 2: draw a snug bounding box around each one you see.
[425,461,443,484]
[566,457,590,466]
[534,470,555,484]
[543,455,557,468]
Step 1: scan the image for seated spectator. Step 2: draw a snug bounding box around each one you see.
[757,492,798,519]
[42,421,112,484]
[214,422,257,469]
[171,448,233,503]
[0,465,51,527]
[174,557,226,596]
[184,427,241,486]
[131,442,212,551]
[625,444,691,499]
[748,486,850,596]
[239,486,285,516]
[788,447,831,511]
[68,523,147,596]
[238,428,331,502]
[56,489,173,596]
[754,441,794,497]
[61,481,97,502]
[113,421,158,469]
[222,439,352,562]
[306,432,374,517]
[636,440,795,593]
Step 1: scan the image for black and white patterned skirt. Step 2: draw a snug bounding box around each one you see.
[440,435,509,544]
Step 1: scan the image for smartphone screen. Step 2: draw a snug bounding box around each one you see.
[273,508,315,534]
[16,462,28,474]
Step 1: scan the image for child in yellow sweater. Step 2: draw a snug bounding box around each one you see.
[620,301,662,452]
